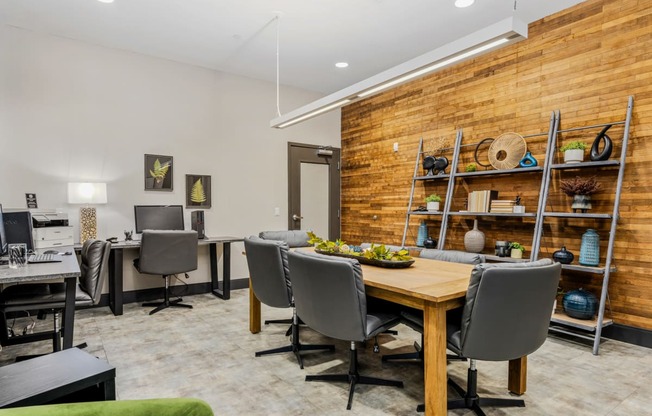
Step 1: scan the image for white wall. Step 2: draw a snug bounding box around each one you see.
[0,25,341,292]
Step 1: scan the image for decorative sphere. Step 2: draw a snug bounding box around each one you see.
[563,289,598,320]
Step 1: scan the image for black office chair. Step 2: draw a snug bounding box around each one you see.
[134,230,198,315]
[383,249,485,363]
[0,239,111,352]
[258,230,310,329]
[288,250,404,410]
[245,236,334,369]
[418,259,561,414]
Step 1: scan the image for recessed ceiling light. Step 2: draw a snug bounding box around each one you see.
[97,0,115,3]
[455,0,475,8]
[335,62,349,68]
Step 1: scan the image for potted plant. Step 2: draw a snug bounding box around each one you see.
[425,194,442,211]
[560,176,602,212]
[509,242,525,259]
[560,141,587,163]
[465,163,477,172]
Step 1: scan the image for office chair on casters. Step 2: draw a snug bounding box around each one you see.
[0,240,111,352]
[258,230,310,329]
[288,250,404,410]
[244,236,334,369]
[417,259,561,414]
[382,249,484,363]
[134,230,198,315]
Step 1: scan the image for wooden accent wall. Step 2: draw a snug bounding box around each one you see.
[341,0,652,330]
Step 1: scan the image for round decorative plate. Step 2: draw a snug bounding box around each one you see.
[488,132,527,170]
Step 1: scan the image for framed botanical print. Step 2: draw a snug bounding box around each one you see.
[185,174,212,208]
[144,154,173,191]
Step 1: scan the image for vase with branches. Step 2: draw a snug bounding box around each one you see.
[560,176,602,212]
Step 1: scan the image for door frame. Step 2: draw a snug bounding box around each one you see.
[288,142,341,240]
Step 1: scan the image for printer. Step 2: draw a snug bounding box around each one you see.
[31,210,69,228]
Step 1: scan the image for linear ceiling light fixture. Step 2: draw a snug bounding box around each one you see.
[270,17,527,129]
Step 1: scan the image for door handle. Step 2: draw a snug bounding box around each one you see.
[292,214,303,221]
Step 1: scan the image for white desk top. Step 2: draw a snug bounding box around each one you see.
[0,246,81,284]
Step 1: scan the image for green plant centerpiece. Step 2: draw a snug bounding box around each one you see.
[307,232,413,267]
[560,141,588,163]
[425,194,442,211]
[509,242,525,259]
[560,176,602,212]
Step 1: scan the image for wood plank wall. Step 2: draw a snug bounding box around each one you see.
[340,0,652,330]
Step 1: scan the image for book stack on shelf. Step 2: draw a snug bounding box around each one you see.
[467,190,498,212]
[490,200,515,213]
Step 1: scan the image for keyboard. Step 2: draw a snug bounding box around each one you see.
[27,254,62,264]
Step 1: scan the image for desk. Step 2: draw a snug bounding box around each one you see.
[0,248,81,350]
[92,236,243,316]
[0,348,115,408]
[249,255,527,416]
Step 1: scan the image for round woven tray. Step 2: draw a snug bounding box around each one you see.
[488,132,527,170]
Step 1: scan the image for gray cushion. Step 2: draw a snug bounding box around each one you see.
[419,249,485,265]
[259,230,311,248]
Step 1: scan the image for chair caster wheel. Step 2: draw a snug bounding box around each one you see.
[373,344,379,353]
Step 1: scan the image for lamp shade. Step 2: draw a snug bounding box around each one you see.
[67,183,108,204]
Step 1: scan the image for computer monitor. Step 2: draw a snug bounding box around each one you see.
[134,205,184,233]
[0,204,7,256]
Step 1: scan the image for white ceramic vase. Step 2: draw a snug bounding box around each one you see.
[564,149,584,163]
[426,201,440,211]
[511,249,523,259]
[464,220,485,253]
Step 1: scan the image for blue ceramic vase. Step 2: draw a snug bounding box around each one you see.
[519,151,538,168]
[563,289,598,320]
[579,229,600,266]
[416,220,428,247]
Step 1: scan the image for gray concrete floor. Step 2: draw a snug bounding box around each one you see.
[1,289,651,415]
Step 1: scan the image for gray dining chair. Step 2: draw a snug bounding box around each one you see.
[287,250,403,410]
[0,239,111,351]
[133,230,198,315]
[245,236,334,369]
[258,230,311,328]
[418,259,561,414]
[383,249,485,363]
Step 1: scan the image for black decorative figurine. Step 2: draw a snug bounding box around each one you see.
[124,230,133,241]
[590,124,613,161]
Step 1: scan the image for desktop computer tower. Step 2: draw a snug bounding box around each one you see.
[191,210,205,239]
[4,211,34,251]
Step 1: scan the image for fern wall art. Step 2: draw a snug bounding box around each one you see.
[144,154,173,191]
[185,174,211,208]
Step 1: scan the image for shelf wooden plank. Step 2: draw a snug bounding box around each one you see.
[408,211,444,216]
[483,254,530,263]
[550,160,620,170]
[455,166,543,178]
[550,312,613,332]
[413,174,450,181]
[543,212,612,219]
[450,211,537,218]
[560,263,617,273]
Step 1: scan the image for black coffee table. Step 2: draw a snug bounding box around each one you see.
[0,348,116,408]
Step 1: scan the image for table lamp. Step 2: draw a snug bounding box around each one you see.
[67,182,108,243]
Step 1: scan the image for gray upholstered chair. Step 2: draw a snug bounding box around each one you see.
[134,230,198,315]
[0,239,111,351]
[259,230,311,248]
[419,259,561,414]
[244,236,334,369]
[383,249,485,363]
[287,250,404,410]
[258,230,311,327]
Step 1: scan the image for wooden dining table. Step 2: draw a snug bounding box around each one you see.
[248,253,528,416]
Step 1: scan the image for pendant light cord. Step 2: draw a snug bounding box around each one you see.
[275,15,282,117]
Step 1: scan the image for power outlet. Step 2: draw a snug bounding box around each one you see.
[274,207,280,216]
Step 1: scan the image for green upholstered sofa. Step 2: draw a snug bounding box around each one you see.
[0,398,214,416]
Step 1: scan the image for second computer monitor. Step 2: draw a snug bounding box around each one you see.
[134,205,184,233]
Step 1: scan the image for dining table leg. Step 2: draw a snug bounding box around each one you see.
[422,301,447,416]
[249,279,261,334]
[508,356,527,394]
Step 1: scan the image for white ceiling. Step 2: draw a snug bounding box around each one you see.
[0,0,583,94]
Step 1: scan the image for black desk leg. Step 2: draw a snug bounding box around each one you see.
[210,242,231,300]
[108,249,124,316]
[62,276,76,349]
[102,378,116,400]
